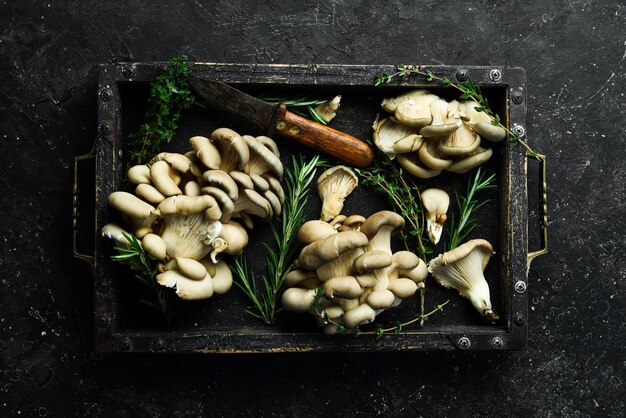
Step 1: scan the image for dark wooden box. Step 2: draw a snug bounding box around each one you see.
[79,63,536,352]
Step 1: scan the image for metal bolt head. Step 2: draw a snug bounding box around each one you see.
[455,69,468,82]
[152,339,166,352]
[99,88,113,101]
[515,280,527,294]
[122,66,135,78]
[513,313,525,327]
[118,338,132,351]
[489,68,502,82]
[491,337,504,349]
[457,337,471,349]
[276,121,286,131]
[512,124,526,138]
[99,123,112,136]
[512,90,524,104]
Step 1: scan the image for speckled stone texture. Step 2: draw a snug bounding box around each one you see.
[0,0,624,416]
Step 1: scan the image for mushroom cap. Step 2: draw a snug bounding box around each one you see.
[460,101,506,142]
[284,269,320,288]
[381,89,431,113]
[298,230,369,270]
[250,173,270,192]
[201,186,234,223]
[438,124,481,156]
[396,152,442,179]
[366,289,396,309]
[419,99,462,137]
[337,214,367,231]
[446,146,493,174]
[210,127,250,171]
[391,251,429,284]
[211,259,234,294]
[263,174,285,205]
[135,183,166,205]
[281,288,317,313]
[108,191,157,219]
[418,140,453,170]
[142,233,167,260]
[213,221,248,258]
[435,238,494,271]
[189,136,222,170]
[174,257,208,281]
[372,117,422,158]
[324,276,364,299]
[149,152,193,174]
[150,160,183,196]
[388,278,418,298]
[157,195,220,217]
[387,90,440,128]
[203,170,239,200]
[243,135,283,179]
[229,171,254,190]
[392,134,424,155]
[359,211,405,241]
[184,181,202,197]
[101,223,132,247]
[352,250,393,273]
[253,135,280,158]
[233,188,272,221]
[297,220,338,244]
[127,165,152,184]
[342,303,376,329]
[317,165,358,222]
[421,188,450,214]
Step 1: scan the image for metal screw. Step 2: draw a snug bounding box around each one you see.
[457,337,471,349]
[513,313,525,327]
[515,280,527,294]
[512,90,524,104]
[512,125,526,138]
[99,123,112,136]
[118,338,132,351]
[95,315,109,328]
[152,339,166,352]
[455,69,468,82]
[276,121,286,131]
[289,125,301,135]
[122,66,135,78]
[491,337,504,349]
[489,69,502,82]
[99,88,113,101]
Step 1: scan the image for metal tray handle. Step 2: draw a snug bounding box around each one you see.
[527,153,548,273]
[73,147,96,266]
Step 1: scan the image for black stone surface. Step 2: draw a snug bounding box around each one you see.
[1,0,624,416]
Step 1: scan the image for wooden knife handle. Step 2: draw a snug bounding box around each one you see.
[273,106,374,167]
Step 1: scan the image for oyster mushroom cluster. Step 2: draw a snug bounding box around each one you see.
[373,89,506,178]
[281,211,428,334]
[102,127,285,300]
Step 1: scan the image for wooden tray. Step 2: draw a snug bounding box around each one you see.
[74,62,545,352]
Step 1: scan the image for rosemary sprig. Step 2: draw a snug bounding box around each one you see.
[234,154,323,325]
[111,232,175,323]
[259,94,330,125]
[446,167,497,251]
[128,54,195,164]
[355,300,449,340]
[354,155,432,261]
[374,64,539,158]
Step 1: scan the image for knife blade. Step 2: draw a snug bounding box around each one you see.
[189,75,374,167]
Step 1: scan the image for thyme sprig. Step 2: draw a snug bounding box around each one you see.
[234,154,324,325]
[111,232,175,323]
[354,155,432,261]
[446,167,497,251]
[355,300,450,340]
[128,54,195,164]
[259,94,331,125]
[374,64,539,158]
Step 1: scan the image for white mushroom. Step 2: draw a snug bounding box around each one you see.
[316,165,358,222]
[372,117,422,159]
[427,239,498,322]
[420,188,450,245]
[314,95,341,123]
[460,101,506,142]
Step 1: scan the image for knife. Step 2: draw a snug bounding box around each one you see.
[188,75,374,167]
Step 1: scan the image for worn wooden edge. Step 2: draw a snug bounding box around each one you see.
[92,63,528,352]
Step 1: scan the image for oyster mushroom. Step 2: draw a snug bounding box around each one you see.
[420,188,450,245]
[418,140,453,170]
[210,127,250,171]
[233,188,273,221]
[317,165,358,222]
[297,220,338,244]
[382,89,439,128]
[419,99,462,137]
[446,146,493,174]
[127,165,151,184]
[315,95,341,123]
[396,152,441,179]
[460,101,507,142]
[208,220,248,262]
[437,123,481,156]
[298,230,368,281]
[427,239,499,322]
[150,160,183,197]
[244,135,284,180]
[189,136,222,170]
[107,191,159,238]
[156,195,223,260]
[372,117,422,159]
